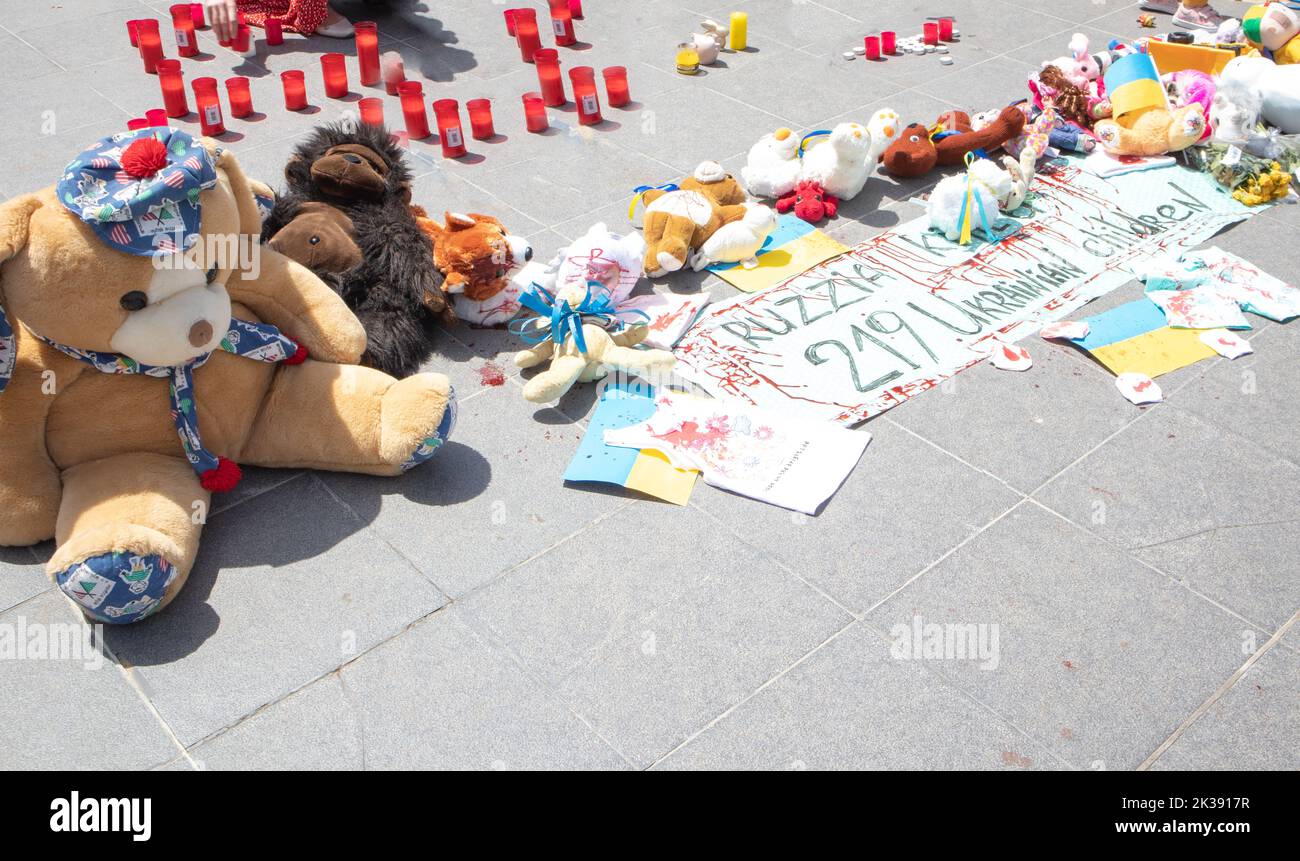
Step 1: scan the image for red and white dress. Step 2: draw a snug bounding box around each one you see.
[239,0,330,35]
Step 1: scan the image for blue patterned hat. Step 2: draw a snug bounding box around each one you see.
[56,127,218,257]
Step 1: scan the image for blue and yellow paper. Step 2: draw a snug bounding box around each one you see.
[564,379,698,505]
[1105,53,1168,121]
[1070,299,1216,377]
[708,212,847,293]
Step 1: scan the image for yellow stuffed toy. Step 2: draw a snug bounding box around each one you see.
[0,128,456,624]
[1094,53,1205,156]
[1243,3,1300,65]
[512,282,676,404]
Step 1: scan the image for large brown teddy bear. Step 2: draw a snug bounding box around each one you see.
[638,161,749,277]
[0,128,456,624]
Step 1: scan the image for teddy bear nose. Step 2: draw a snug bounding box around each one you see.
[343,154,362,164]
[188,320,213,348]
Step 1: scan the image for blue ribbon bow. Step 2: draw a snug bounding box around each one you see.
[509,282,647,356]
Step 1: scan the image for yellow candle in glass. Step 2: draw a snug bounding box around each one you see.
[675,43,700,74]
[729,12,747,50]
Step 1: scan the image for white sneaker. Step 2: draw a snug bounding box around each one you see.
[1172,3,1226,30]
[316,10,355,38]
[1139,0,1178,13]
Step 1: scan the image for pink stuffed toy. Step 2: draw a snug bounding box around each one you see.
[1165,70,1216,142]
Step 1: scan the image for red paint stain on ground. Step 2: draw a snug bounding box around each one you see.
[478,362,506,386]
[1001,750,1035,768]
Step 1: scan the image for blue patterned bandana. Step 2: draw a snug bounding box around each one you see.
[30,318,301,491]
[56,127,218,257]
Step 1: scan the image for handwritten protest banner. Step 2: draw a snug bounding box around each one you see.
[673,160,1256,425]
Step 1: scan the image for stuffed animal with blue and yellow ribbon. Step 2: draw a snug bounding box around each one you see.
[511,281,676,404]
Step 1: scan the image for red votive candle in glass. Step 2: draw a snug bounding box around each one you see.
[923,22,939,45]
[533,48,566,106]
[189,3,205,27]
[355,21,380,86]
[882,30,897,54]
[522,92,548,133]
[138,21,165,73]
[265,17,284,45]
[515,8,541,63]
[504,8,518,36]
[399,81,430,138]
[433,99,466,158]
[127,117,149,130]
[280,70,307,110]
[466,98,494,140]
[320,52,348,98]
[358,97,384,126]
[127,19,142,47]
[226,77,253,118]
[146,108,170,127]
[192,77,225,135]
[569,66,602,125]
[549,0,576,47]
[170,5,198,57]
[939,17,954,41]
[864,35,881,60]
[382,51,405,94]
[233,23,252,55]
[602,66,630,107]
[569,0,583,18]
[157,59,189,117]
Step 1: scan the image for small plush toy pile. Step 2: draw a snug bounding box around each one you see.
[739,110,901,222]
[1020,19,1300,204]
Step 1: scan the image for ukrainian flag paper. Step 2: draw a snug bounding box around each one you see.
[708,212,847,293]
[563,379,698,505]
[1071,299,1216,378]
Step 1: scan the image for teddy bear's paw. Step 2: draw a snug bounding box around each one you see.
[656,250,686,274]
[54,551,180,625]
[395,377,457,473]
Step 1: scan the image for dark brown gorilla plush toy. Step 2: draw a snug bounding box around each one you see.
[262,121,456,378]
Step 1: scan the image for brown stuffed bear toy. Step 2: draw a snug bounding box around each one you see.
[0,128,457,625]
[266,201,362,273]
[881,106,1028,178]
[262,121,455,379]
[638,161,749,277]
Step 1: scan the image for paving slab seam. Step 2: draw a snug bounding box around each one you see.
[685,499,862,618]
[854,618,1081,770]
[173,601,458,759]
[646,616,860,769]
[860,496,1033,619]
[446,600,641,769]
[882,415,1030,500]
[1138,609,1300,770]
[1025,498,1286,641]
[309,472,460,595]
